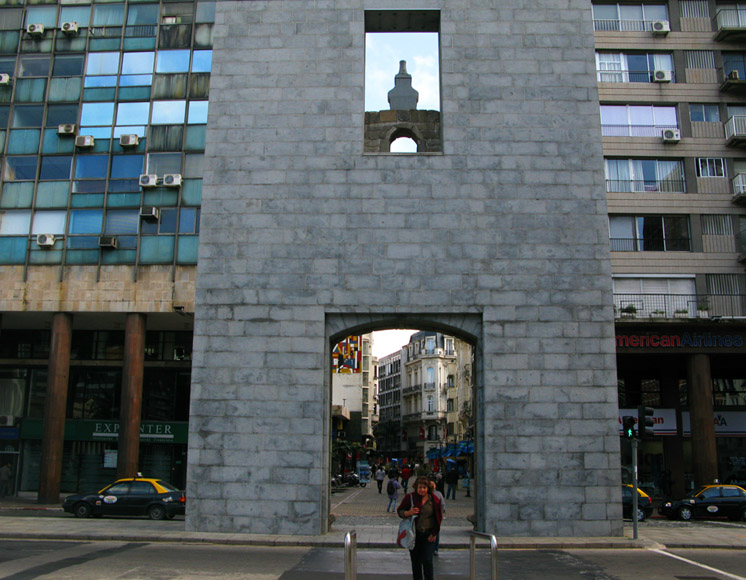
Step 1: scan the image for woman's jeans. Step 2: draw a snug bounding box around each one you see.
[409,531,436,580]
[386,496,397,511]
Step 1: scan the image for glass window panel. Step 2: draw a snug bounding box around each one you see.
[53,55,85,77]
[127,4,158,26]
[93,5,125,27]
[187,101,208,124]
[644,5,669,21]
[196,1,216,23]
[119,74,152,87]
[110,155,144,179]
[156,50,190,73]
[121,52,154,75]
[46,104,79,128]
[75,156,109,179]
[7,129,41,155]
[0,57,15,76]
[116,102,149,125]
[72,180,106,194]
[619,5,643,20]
[80,102,115,126]
[0,106,8,128]
[191,50,212,73]
[40,156,72,180]
[0,210,31,234]
[112,125,146,138]
[141,218,157,234]
[84,76,118,88]
[0,9,23,31]
[159,208,177,233]
[593,5,619,19]
[69,210,103,234]
[629,106,655,125]
[140,235,174,263]
[18,56,51,78]
[25,6,58,28]
[638,216,664,251]
[151,100,185,124]
[105,210,139,234]
[183,154,203,178]
[12,106,44,128]
[4,157,38,181]
[86,53,120,76]
[31,211,66,234]
[59,6,91,28]
[178,208,196,233]
[653,106,678,126]
[147,153,181,174]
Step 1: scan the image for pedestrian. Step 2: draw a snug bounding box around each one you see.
[0,463,12,498]
[398,476,442,580]
[386,476,401,512]
[435,471,444,494]
[401,464,412,493]
[445,467,458,500]
[375,466,386,493]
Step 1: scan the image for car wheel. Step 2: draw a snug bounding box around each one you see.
[74,502,92,518]
[637,507,646,522]
[148,504,166,520]
[360,483,366,488]
[678,506,693,521]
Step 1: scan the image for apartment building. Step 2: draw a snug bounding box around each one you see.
[594,0,746,497]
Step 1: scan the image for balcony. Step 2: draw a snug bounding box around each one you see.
[714,9,746,41]
[733,174,746,203]
[593,19,666,33]
[614,293,746,319]
[725,115,746,146]
[606,179,685,194]
[610,237,691,252]
[423,382,436,391]
[402,384,420,396]
[601,124,678,138]
[597,69,676,84]
[720,67,746,94]
[402,410,447,423]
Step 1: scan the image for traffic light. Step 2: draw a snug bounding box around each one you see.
[637,405,655,439]
[622,416,636,439]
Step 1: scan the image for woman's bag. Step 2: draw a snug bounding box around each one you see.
[396,495,417,550]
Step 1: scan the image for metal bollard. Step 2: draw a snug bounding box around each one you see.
[344,530,357,580]
[469,531,498,580]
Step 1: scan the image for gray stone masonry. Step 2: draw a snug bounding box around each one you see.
[189,0,621,537]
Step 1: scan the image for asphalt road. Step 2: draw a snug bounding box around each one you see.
[1,540,746,580]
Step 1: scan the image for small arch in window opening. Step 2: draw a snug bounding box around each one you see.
[390,132,418,153]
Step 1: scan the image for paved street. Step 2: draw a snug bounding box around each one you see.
[2,484,746,579]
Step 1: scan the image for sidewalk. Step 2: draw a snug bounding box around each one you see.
[2,491,746,550]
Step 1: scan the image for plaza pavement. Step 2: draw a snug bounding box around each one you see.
[1,482,746,550]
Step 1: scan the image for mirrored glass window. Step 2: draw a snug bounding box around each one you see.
[191,51,212,73]
[116,102,149,126]
[0,210,31,234]
[69,210,103,234]
[147,153,181,175]
[25,6,58,28]
[105,210,139,234]
[187,101,208,124]
[86,53,120,76]
[75,156,109,179]
[122,52,154,75]
[110,155,144,179]
[40,156,73,180]
[81,102,115,127]
[152,101,185,124]
[93,4,125,27]
[59,6,92,28]
[12,106,44,128]
[127,4,158,25]
[46,105,79,128]
[31,211,66,234]
[53,55,85,77]
[156,51,190,73]
[4,157,38,181]
[0,57,15,76]
[18,56,51,78]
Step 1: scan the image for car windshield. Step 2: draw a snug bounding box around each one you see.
[156,480,179,492]
[684,487,708,499]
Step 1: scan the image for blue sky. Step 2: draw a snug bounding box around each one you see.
[365,32,440,112]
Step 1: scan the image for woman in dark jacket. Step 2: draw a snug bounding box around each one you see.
[397,475,443,580]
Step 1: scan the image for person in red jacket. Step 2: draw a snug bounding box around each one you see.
[401,464,412,493]
[397,476,443,580]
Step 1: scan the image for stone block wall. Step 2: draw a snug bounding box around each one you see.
[190,0,621,537]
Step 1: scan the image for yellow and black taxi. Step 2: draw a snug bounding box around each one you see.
[659,484,746,522]
[62,477,186,520]
[621,484,653,521]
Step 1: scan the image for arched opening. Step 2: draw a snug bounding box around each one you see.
[390,136,418,153]
[325,313,482,533]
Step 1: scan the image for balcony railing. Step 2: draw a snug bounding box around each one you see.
[725,115,746,145]
[601,124,678,138]
[715,9,746,40]
[734,174,746,203]
[402,384,420,396]
[423,382,436,391]
[593,19,660,32]
[597,69,676,83]
[614,293,746,319]
[610,237,691,252]
[606,179,685,193]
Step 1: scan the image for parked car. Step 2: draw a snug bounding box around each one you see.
[62,477,186,520]
[622,484,653,521]
[659,484,746,522]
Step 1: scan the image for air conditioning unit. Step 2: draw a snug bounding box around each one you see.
[0,415,15,426]
[75,135,94,147]
[661,128,681,143]
[26,23,45,37]
[0,73,11,86]
[728,70,741,81]
[651,20,670,35]
[61,21,79,36]
[653,70,672,83]
[119,134,140,147]
[162,173,182,187]
[139,174,158,188]
[139,206,160,220]
[57,123,76,135]
[36,233,55,246]
[98,236,118,248]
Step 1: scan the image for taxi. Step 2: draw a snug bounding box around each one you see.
[62,476,186,520]
[658,483,746,521]
[622,484,653,521]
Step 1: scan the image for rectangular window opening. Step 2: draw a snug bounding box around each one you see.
[364,11,440,154]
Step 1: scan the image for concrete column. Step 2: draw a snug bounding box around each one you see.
[687,354,718,487]
[117,313,146,478]
[38,313,73,504]
[660,373,685,498]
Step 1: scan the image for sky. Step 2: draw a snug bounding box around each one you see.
[365,32,440,113]
[371,329,417,359]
